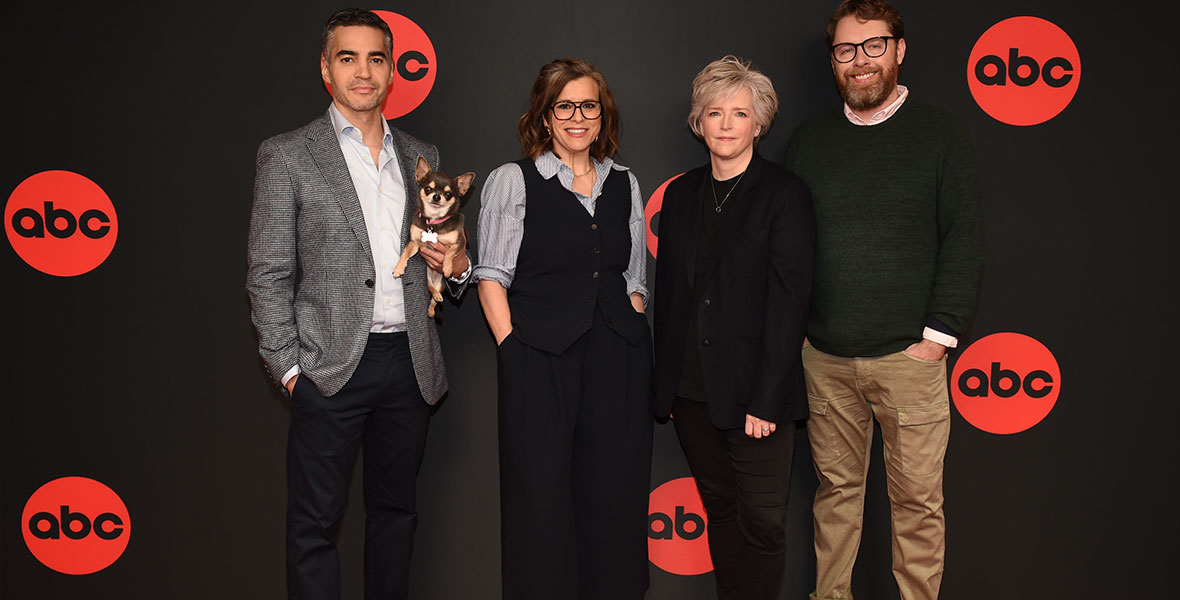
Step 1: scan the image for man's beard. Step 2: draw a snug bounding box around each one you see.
[837,60,899,111]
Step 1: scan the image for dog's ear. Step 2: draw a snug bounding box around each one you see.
[415,156,431,183]
[455,172,476,197]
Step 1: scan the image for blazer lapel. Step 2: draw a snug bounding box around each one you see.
[678,169,707,285]
[305,113,373,262]
[390,126,422,244]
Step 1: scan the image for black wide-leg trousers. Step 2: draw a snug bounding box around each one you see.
[497,308,654,600]
[286,332,430,600]
[672,396,796,600]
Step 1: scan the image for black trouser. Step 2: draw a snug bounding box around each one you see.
[672,396,796,600]
[286,332,430,600]
[497,308,654,600]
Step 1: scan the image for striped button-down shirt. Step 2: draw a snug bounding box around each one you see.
[474,151,648,303]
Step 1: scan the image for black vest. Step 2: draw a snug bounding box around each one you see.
[509,158,648,355]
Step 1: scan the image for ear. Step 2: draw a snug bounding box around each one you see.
[896,37,906,66]
[321,53,330,87]
[455,172,476,197]
[416,156,431,182]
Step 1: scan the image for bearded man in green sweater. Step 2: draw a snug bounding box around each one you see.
[784,1,983,599]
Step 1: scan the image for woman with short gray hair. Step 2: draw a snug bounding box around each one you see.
[652,55,816,600]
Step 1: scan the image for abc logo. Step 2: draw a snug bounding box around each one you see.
[5,171,118,277]
[323,11,437,120]
[951,332,1061,434]
[22,477,131,575]
[967,16,1081,126]
[648,477,712,576]
[644,173,684,259]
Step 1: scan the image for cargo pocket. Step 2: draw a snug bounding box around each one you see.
[896,401,950,476]
[806,395,846,465]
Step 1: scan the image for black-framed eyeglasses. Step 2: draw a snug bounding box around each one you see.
[551,100,602,120]
[831,36,897,63]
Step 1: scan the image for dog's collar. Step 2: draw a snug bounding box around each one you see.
[424,215,452,226]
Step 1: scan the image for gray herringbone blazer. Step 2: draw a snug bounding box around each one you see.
[246,111,460,403]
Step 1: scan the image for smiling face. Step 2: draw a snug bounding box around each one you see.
[543,77,602,161]
[830,15,906,114]
[320,25,394,119]
[699,86,761,167]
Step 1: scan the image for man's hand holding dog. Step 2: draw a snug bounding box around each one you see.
[420,235,468,277]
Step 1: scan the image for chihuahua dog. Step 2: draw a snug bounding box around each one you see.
[393,156,475,318]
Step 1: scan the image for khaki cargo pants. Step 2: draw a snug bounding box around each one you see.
[802,345,950,600]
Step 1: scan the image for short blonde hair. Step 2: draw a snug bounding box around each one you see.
[687,55,779,140]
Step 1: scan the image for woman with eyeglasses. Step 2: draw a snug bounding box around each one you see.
[651,55,816,600]
[473,58,652,600]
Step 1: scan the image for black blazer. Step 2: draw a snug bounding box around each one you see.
[652,154,816,428]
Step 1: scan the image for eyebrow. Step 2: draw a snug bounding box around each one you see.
[334,49,389,59]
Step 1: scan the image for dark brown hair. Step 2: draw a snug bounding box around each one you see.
[825,0,905,46]
[517,58,620,161]
[321,8,393,58]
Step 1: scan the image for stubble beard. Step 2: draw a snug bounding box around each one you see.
[340,80,388,114]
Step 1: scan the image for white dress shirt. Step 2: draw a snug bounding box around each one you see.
[281,103,411,386]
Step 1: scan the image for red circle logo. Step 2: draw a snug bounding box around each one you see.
[648,477,712,575]
[5,171,118,277]
[951,332,1061,434]
[22,477,131,575]
[323,11,436,119]
[644,173,684,259]
[967,16,1081,126]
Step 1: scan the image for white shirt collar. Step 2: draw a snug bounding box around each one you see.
[328,102,393,147]
[534,150,628,179]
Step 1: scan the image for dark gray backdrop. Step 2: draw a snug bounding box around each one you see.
[3,1,1177,598]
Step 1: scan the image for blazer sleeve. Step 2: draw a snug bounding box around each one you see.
[246,138,300,386]
[746,176,816,422]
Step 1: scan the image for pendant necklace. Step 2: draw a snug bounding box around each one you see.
[711,169,746,213]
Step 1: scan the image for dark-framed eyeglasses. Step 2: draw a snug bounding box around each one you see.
[831,36,897,63]
[551,100,602,120]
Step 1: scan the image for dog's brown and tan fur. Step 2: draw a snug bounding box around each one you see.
[393,156,474,318]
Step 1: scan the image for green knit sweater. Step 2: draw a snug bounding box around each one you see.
[785,99,983,357]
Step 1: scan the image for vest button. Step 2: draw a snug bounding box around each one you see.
[590,223,598,230]
[592,271,599,278]
[593,247,601,254]
[365,279,375,288]
[703,298,711,307]
[702,338,711,347]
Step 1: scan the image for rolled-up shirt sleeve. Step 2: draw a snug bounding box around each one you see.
[623,170,649,305]
[473,162,527,289]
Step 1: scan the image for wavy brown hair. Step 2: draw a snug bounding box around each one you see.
[825,0,905,45]
[517,58,620,162]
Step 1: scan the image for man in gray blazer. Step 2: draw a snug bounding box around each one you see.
[246,8,468,600]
